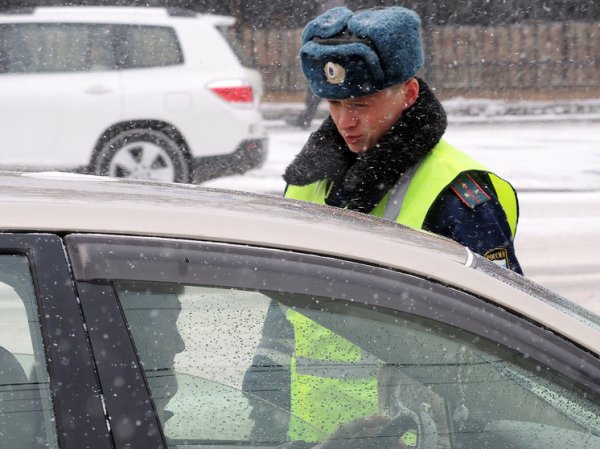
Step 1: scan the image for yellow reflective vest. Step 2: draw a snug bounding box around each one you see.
[286,309,379,441]
[284,140,519,441]
[285,139,518,238]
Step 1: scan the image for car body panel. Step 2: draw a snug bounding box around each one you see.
[119,18,264,157]
[0,70,121,167]
[0,171,598,356]
[120,65,263,158]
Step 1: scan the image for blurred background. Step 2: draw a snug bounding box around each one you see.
[3,0,600,102]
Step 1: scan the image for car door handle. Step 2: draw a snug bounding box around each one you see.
[85,85,113,95]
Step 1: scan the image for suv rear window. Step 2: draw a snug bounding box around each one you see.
[116,25,183,69]
[0,23,183,74]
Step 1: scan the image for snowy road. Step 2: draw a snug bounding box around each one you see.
[204,119,600,313]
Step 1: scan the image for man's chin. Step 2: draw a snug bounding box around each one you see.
[348,143,370,154]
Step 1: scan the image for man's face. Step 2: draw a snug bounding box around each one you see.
[327,81,415,155]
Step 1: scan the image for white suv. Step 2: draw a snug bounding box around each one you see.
[0,6,267,183]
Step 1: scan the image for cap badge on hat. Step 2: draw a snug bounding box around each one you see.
[324,61,345,84]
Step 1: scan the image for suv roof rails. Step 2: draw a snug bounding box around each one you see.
[1,7,35,15]
[167,8,197,18]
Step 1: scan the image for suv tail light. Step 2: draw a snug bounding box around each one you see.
[207,80,253,106]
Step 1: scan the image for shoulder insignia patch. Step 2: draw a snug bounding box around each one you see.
[484,247,510,269]
[450,172,491,209]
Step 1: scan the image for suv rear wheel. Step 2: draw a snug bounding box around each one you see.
[93,128,190,183]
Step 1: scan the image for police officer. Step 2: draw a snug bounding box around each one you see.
[244,5,522,446]
[284,6,522,274]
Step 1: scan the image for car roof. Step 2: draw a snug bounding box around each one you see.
[1,171,599,355]
[0,6,234,26]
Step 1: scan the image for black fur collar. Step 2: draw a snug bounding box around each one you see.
[283,78,447,213]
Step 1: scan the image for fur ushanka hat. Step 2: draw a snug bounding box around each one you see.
[300,6,424,99]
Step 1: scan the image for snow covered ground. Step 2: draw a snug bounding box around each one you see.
[204,118,600,313]
[205,119,600,194]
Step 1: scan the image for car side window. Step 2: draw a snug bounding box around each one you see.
[0,23,116,73]
[114,281,312,445]
[114,281,600,449]
[0,255,59,449]
[117,25,183,69]
[67,236,600,449]
[0,23,181,74]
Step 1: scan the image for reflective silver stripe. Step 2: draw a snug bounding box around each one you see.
[294,352,380,379]
[465,247,477,268]
[383,159,424,222]
[315,180,325,201]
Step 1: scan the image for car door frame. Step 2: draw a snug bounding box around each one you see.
[66,233,600,402]
[0,233,112,449]
[74,279,169,448]
[61,233,600,449]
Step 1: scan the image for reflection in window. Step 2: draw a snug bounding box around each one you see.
[0,255,58,449]
[116,281,600,449]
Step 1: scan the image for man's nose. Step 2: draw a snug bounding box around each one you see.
[337,106,358,129]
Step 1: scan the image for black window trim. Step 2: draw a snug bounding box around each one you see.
[0,233,112,449]
[74,280,168,449]
[65,233,600,400]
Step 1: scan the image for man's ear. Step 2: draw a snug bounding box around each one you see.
[402,78,419,111]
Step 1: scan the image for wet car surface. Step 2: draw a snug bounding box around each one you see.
[0,171,599,449]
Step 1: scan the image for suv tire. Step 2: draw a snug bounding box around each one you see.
[93,128,190,183]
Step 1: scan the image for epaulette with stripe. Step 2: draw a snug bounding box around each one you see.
[450,172,491,209]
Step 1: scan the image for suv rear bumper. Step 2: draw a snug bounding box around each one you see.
[191,138,268,184]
